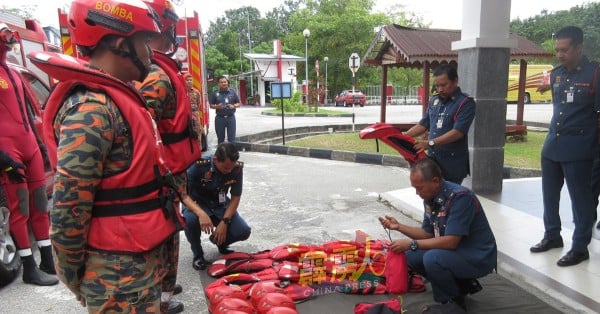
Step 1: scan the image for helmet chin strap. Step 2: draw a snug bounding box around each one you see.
[163,28,178,58]
[104,38,150,81]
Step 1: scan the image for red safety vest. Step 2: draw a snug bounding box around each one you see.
[151,52,201,174]
[31,51,178,253]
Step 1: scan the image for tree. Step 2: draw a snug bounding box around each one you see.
[510,2,600,62]
[0,6,36,19]
[283,0,389,99]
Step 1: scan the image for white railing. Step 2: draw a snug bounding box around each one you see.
[364,85,421,105]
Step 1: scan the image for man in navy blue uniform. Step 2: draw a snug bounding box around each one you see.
[404,64,475,184]
[380,158,497,311]
[210,75,241,144]
[531,26,600,267]
[183,142,251,270]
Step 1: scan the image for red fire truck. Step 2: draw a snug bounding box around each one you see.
[0,12,61,86]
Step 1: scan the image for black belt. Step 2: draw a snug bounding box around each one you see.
[217,115,234,118]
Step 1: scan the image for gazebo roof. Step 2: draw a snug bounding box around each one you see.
[364,24,553,68]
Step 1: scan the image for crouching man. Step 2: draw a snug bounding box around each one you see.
[379,158,497,311]
[183,142,251,270]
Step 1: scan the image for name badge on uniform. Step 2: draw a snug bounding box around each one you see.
[219,190,226,204]
[566,87,574,103]
[436,117,443,129]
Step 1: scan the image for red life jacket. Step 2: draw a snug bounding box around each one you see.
[151,52,201,174]
[30,51,178,253]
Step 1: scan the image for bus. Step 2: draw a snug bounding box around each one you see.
[506,64,553,104]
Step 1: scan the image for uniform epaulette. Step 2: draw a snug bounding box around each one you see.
[196,159,211,165]
[236,161,244,168]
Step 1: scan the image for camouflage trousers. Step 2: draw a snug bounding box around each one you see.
[79,241,170,312]
[162,233,179,293]
[85,285,161,313]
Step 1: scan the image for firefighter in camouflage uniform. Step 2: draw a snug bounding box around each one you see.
[134,1,208,313]
[34,0,181,312]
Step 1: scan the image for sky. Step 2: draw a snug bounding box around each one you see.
[0,0,595,31]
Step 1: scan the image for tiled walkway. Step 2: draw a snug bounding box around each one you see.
[382,178,600,313]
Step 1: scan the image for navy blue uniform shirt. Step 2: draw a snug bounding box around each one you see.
[419,87,475,181]
[210,88,240,117]
[542,56,600,162]
[187,155,243,210]
[422,181,497,270]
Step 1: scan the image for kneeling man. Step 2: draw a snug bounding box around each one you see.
[379,158,497,311]
[183,142,251,270]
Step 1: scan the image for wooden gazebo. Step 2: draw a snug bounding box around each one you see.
[363,25,554,128]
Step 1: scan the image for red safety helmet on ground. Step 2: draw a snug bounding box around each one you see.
[255,293,296,313]
[68,0,161,48]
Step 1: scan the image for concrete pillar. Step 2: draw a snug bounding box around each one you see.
[452,0,516,193]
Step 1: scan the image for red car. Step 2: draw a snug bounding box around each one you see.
[334,90,366,107]
[7,62,53,197]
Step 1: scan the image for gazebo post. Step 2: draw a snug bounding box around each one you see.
[422,61,431,115]
[516,59,527,126]
[380,65,388,123]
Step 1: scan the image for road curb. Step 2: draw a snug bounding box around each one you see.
[236,124,542,179]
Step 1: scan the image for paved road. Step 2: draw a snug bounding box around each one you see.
[204,103,551,140]
[0,153,414,314]
[0,103,555,313]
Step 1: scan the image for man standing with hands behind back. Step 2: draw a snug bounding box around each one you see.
[211,75,241,144]
[530,26,600,267]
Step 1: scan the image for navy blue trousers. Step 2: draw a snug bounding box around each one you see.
[541,157,595,252]
[182,206,250,258]
[406,249,492,303]
[214,115,236,144]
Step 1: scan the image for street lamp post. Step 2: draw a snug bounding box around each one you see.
[247,10,254,99]
[323,56,328,105]
[303,28,310,104]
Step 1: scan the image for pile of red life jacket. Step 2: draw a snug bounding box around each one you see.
[204,238,426,314]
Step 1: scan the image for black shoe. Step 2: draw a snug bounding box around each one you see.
[218,246,234,255]
[557,250,589,267]
[160,299,184,314]
[192,256,208,270]
[21,255,58,286]
[173,283,182,295]
[422,301,466,313]
[38,245,56,275]
[452,295,467,311]
[530,238,563,253]
[458,278,482,295]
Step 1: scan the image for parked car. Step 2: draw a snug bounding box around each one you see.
[334,90,366,107]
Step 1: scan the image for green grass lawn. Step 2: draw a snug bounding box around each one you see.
[287,130,546,169]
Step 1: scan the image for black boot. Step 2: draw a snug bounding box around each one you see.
[22,255,58,286]
[160,299,184,314]
[192,255,209,270]
[39,245,56,275]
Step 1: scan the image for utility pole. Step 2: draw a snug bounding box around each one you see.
[247,10,254,98]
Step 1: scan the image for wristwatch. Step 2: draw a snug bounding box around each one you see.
[410,239,419,251]
[222,217,232,225]
[428,140,435,147]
